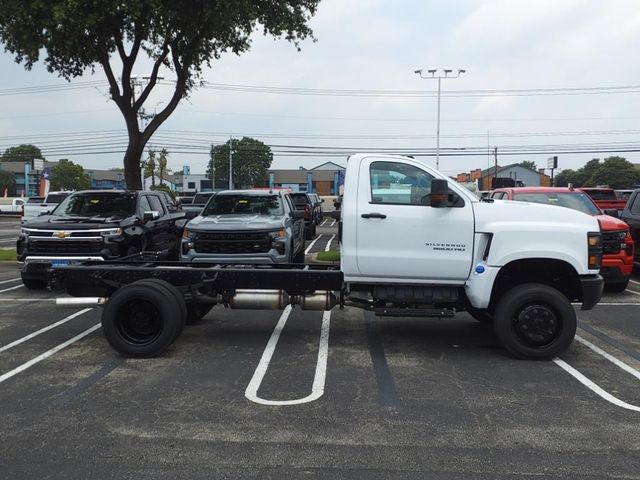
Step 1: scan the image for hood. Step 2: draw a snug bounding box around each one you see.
[474,199,599,232]
[187,214,285,231]
[595,214,629,231]
[22,214,122,230]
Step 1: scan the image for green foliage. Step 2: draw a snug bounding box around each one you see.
[519,161,537,171]
[554,157,640,189]
[0,248,17,261]
[157,148,170,183]
[316,250,340,262]
[50,159,91,191]
[143,149,157,186]
[209,137,273,189]
[0,0,321,189]
[151,183,175,199]
[585,156,640,189]
[1,144,43,163]
[0,170,16,195]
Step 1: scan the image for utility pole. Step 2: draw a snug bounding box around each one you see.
[494,147,498,189]
[414,68,466,171]
[228,136,233,190]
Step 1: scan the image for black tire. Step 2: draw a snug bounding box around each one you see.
[21,274,47,290]
[126,245,140,259]
[605,278,629,293]
[305,226,314,240]
[466,306,493,324]
[293,244,305,263]
[186,303,213,325]
[134,279,187,338]
[101,281,182,357]
[493,283,576,360]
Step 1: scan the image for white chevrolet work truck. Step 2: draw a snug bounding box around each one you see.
[51,154,604,360]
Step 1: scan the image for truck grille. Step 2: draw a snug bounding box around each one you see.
[194,231,272,254]
[602,232,622,255]
[29,240,104,255]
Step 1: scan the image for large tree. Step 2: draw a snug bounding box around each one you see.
[0,1,320,189]
[0,170,16,195]
[50,159,91,191]
[1,144,44,163]
[519,160,537,171]
[209,137,272,189]
[585,156,640,189]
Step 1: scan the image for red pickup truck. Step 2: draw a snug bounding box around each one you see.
[577,187,627,212]
[491,187,634,292]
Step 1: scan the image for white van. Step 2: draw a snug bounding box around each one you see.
[0,197,25,214]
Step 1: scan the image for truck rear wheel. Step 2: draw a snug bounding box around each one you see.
[21,274,46,290]
[134,279,187,338]
[101,281,183,357]
[493,283,576,360]
[605,278,629,293]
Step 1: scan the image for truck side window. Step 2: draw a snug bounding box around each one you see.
[148,195,165,215]
[138,195,152,216]
[369,161,434,205]
[631,194,640,215]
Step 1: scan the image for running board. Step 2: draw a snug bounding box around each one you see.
[374,308,455,318]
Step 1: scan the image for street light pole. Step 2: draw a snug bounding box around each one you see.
[228,136,233,190]
[414,68,466,171]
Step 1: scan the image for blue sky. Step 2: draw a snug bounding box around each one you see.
[1,0,640,176]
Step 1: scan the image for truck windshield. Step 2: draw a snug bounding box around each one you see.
[583,189,617,201]
[513,192,601,215]
[53,192,136,218]
[202,195,283,216]
[193,193,213,204]
[45,193,70,204]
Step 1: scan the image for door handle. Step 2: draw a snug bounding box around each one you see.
[361,212,387,219]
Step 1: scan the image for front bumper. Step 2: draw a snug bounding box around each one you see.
[601,254,634,282]
[20,256,105,280]
[579,274,604,311]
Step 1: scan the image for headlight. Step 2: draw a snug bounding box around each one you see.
[100,228,122,237]
[182,228,193,239]
[269,229,286,240]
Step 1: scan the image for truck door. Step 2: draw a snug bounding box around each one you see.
[356,157,475,282]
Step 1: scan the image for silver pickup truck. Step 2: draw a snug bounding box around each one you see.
[181,190,306,264]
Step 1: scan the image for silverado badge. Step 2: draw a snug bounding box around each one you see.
[54,231,70,239]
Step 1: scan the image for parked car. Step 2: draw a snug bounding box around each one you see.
[577,187,627,213]
[615,190,635,202]
[307,193,324,224]
[289,192,317,239]
[22,191,72,220]
[18,190,186,289]
[183,192,215,219]
[620,189,640,263]
[0,197,25,214]
[181,190,305,264]
[491,187,634,291]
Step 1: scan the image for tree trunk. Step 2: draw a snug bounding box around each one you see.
[123,133,145,190]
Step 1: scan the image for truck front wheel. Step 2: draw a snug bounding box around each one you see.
[493,283,576,360]
[101,281,183,357]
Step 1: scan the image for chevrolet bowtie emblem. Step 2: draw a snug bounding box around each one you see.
[55,231,70,238]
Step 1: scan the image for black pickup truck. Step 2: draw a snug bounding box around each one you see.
[18,190,186,288]
[620,188,640,262]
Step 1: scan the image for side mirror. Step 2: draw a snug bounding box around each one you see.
[430,179,449,208]
[292,210,305,220]
[143,211,160,221]
[603,208,620,218]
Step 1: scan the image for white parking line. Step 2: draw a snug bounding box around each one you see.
[325,234,336,252]
[575,334,640,381]
[0,285,22,294]
[624,289,640,297]
[0,323,101,384]
[245,308,331,406]
[320,219,327,226]
[0,277,20,285]
[553,358,640,412]
[304,234,323,255]
[629,279,640,286]
[330,219,336,227]
[0,308,91,354]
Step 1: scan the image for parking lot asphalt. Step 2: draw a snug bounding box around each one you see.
[1,221,640,478]
[0,217,20,248]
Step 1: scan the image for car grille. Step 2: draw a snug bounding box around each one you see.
[28,240,104,255]
[602,232,622,255]
[26,230,101,238]
[194,231,272,254]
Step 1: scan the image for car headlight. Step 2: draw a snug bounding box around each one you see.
[182,228,192,239]
[269,229,286,240]
[100,228,123,237]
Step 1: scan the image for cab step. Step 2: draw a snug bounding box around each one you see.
[373,308,455,318]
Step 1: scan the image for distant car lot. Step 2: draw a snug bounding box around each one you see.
[0,219,640,477]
